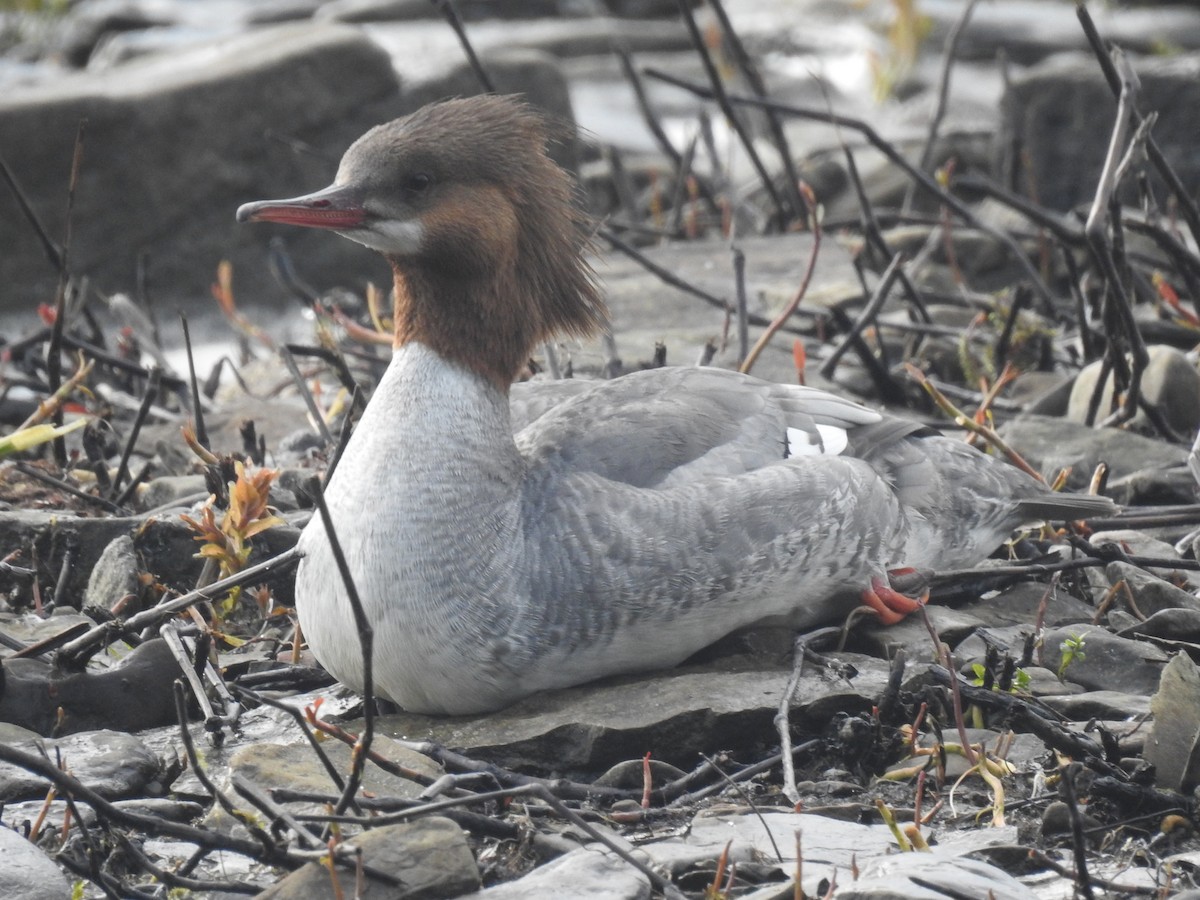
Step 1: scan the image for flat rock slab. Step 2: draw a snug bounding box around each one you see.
[1042,624,1168,696]
[0,23,404,310]
[379,654,891,771]
[0,729,159,802]
[998,415,1187,494]
[839,850,1036,899]
[594,234,861,385]
[458,845,650,900]
[257,817,480,899]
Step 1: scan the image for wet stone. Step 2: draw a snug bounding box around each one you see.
[379,656,889,772]
[84,533,140,608]
[456,845,650,899]
[1146,652,1200,793]
[0,729,159,802]
[0,824,72,900]
[1041,624,1168,696]
[951,581,1094,632]
[257,817,480,899]
[998,415,1187,495]
[1120,607,1200,642]
[1039,690,1151,722]
[837,851,1036,900]
[1068,345,1200,439]
[1107,561,1200,617]
[209,735,443,831]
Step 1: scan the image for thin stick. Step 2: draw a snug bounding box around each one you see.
[819,252,904,380]
[308,486,375,819]
[675,0,789,227]
[642,68,1060,311]
[903,0,980,213]
[740,187,820,374]
[56,548,302,664]
[429,0,494,92]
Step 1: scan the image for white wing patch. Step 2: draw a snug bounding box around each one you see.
[786,423,849,457]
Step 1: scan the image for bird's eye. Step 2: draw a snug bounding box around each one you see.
[402,173,432,197]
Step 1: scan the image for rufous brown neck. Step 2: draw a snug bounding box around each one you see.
[386,174,605,391]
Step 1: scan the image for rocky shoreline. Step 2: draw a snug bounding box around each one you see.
[3,1,1200,898]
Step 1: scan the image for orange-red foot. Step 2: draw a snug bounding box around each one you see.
[861,571,929,625]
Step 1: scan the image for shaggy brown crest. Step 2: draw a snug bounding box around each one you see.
[337,95,606,388]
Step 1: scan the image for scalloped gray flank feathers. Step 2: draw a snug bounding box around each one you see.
[238,95,1116,715]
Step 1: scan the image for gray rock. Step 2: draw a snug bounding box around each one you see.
[208,736,441,831]
[1106,561,1200,618]
[997,414,1187,494]
[642,810,896,891]
[457,845,650,899]
[0,729,159,802]
[378,654,890,771]
[84,533,139,609]
[136,474,209,512]
[0,24,403,314]
[257,817,480,899]
[1068,346,1200,438]
[837,850,1036,899]
[0,509,298,611]
[1119,607,1200,643]
[1039,690,1151,721]
[999,53,1200,212]
[1146,652,1200,793]
[854,605,983,662]
[1021,665,1085,698]
[1092,530,1200,590]
[1042,624,1168,696]
[55,0,173,68]
[953,581,1095,631]
[0,637,179,735]
[598,233,860,385]
[0,824,72,900]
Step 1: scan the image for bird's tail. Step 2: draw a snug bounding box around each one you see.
[1013,492,1117,522]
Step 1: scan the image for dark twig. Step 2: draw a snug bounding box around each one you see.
[642,69,1060,311]
[0,738,296,864]
[615,49,722,222]
[675,0,789,228]
[732,246,749,364]
[227,684,351,798]
[819,252,905,380]
[1060,762,1096,900]
[110,366,160,499]
[180,314,209,450]
[0,152,63,272]
[429,0,495,92]
[47,120,87,468]
[13,461,128,515]
[56,548,303,665]
[281,347,335,446]
[706,0,807,222]
[903,0,980,213]
[1076,3,1200,248]
[307,485,375,820]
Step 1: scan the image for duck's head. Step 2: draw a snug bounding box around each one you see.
[237,94,605,389]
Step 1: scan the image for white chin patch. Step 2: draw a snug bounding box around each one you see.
[345,219,424,255]
[786,423,849,457]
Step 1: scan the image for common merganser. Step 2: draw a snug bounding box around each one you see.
[237,95,1115,715]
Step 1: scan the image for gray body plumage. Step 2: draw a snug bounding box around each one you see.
[296,342,1114,715]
